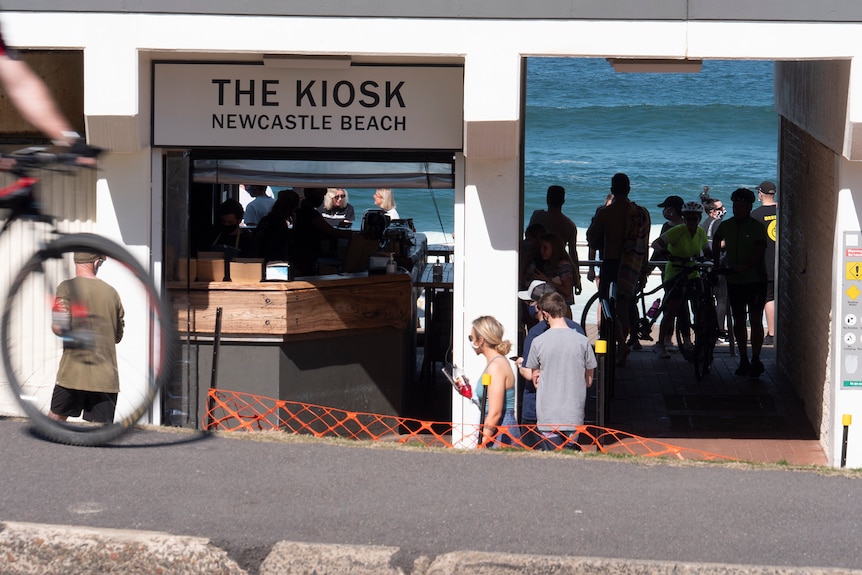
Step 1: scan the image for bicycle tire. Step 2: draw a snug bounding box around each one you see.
[693,299,719,380]
[579,291,603,346]
[675,297,696,362]
[1,233,177,446]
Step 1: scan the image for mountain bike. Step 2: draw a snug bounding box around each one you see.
[579,259,691,347]
[671,261,720,380]
[580,258,719,380]
[0,147,177,446]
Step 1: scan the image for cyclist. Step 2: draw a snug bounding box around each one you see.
[0,23,83,147]
[650,201,711,359]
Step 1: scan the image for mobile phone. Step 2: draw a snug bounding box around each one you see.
[508,355,519,361]
[440,367,457,385]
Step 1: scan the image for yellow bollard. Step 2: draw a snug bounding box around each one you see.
[595,339,608,355]
[841,414,852,468]
[478,373,491,446]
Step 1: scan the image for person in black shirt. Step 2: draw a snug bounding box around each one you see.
[317,188,355,228]
[292,188,353,276]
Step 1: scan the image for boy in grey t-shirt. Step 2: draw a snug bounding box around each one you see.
[523,292,597,450]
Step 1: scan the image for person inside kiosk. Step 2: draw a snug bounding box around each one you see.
[210,198,254,258]
[292,187,355,276]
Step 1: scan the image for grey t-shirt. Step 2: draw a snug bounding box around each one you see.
[244,196,276,227]
[524,327,597,431]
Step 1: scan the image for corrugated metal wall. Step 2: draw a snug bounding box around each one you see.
[0,167,97,414]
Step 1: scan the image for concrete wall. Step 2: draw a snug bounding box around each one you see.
[775,60,850,158]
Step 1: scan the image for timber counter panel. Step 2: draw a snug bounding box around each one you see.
[169,272,412,336]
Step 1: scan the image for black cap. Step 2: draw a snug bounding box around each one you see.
[658,195,684,212]
[731,188,756,204]
[757,181,776,194]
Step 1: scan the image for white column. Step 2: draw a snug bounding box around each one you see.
[452,49,522,447]
[832,158,862,468]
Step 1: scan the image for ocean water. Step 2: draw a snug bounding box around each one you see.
[346,57,777,240]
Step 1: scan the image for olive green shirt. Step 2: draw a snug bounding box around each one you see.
[55,277,125,393]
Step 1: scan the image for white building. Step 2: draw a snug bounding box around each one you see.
[1,2,862,466]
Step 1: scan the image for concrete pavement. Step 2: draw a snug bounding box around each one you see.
[1,417,860,574]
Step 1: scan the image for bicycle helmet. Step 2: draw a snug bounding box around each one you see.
[681,201,703,214]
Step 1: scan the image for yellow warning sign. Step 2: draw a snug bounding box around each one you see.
[848,285,861,300]
[847,262,862,280]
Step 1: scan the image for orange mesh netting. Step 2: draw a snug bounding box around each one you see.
[204,388,737,461]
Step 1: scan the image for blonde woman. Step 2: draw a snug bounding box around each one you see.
[318,188,355,228]
[469,316,520,447]
[373,188,400,220]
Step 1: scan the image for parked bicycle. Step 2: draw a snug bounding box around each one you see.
[580,257,720,380]
[0,147,177,446]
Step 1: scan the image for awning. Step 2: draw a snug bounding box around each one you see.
[192,159,454,189]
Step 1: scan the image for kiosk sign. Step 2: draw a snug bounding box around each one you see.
[153,63,464,149]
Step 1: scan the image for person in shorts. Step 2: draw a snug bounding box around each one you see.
[712,188,768,378]
[523,292,596,451]
[751,181,778,344]
[515,281,586,449]
[49,252,125,423]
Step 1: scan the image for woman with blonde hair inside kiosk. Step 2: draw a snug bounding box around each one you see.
[318,188,355,228]
[469,316,520,448]
[292,187,354,276]
[373,188,400,220]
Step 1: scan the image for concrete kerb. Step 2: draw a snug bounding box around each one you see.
[0,521,244,575]
[4,522,862,575]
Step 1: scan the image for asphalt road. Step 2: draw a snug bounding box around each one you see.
[1,417,860,574]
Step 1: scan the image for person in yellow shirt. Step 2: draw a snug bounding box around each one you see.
[650,201,711,359]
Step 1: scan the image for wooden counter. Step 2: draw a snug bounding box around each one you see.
[169,272,412,337]
[164,271,417,427]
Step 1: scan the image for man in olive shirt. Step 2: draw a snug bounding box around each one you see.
[712,188,768,378]
[49,252,125,423]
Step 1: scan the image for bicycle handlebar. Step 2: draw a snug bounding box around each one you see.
[665,256,715,273]
[0,145,102,175]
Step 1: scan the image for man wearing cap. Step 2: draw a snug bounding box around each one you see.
[648,195,687,348]
[651,195,685,267]
[49,252,125,423]
[713,188,768,378]
[513,280,585,449]
[751,181,778,345]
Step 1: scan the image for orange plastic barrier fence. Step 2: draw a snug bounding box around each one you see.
[204,388,737,462]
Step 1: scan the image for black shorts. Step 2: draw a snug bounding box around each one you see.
[726,282,767,321]
[50,385,118,423]
[765,280,775,302]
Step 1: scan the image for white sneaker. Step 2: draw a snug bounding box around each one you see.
[654,343,670,359]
